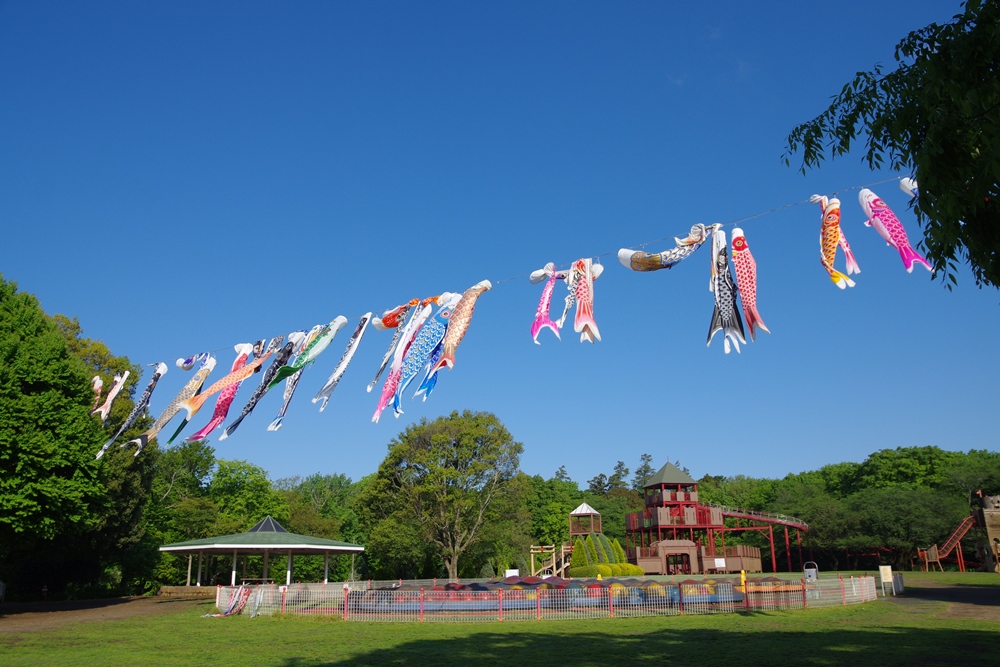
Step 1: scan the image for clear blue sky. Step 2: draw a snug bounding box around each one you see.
[2,1,996,486]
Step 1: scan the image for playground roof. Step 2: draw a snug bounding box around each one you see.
[645,462,696,487]
[159,516,364,555]
[569,502,600,516]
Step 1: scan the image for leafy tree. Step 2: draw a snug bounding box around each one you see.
[209,460,289,534]
[554,466,572,482]
[608,461,630,491]
[587,473,609,495]
[357,411,522,580]
[853,446,962,491]
[0,278,115,596]
[784,0,1000,287]
[943,450,1000,503]
[843,487,967,568]
[631,453,654,491]
[522,473,581,546]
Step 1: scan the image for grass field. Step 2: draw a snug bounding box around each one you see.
[0,574,996,666]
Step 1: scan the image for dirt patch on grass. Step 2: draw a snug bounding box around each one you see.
[888,583,1000,621]
[0,597,211,634]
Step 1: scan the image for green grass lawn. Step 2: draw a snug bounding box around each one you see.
[0,576,995,667]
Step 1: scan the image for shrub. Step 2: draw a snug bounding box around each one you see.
[598,534,616,564]
[570,538,589,568]
[611,539,628,564]
[589,532,609,563]
[584,535,599,564]
[609,564,623,576]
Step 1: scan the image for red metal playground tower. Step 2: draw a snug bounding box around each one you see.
[624,462,809,575]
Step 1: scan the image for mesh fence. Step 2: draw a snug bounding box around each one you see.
[218,574,880,622]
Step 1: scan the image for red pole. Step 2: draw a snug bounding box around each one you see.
[609,588,615,619]
[839,574,846,606]
[797,530,803,571]
[281,587,287,614]
[784,527,792,572]
[677,583,684,614]
[801,578,807,609]
[498,590,504,622]
[536,590,542,620]
[419,588,425,623]
[342,588,349,620]
[769,527,777,573]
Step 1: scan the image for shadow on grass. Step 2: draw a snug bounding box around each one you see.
[273,624,997,667]
[0,597,135,618]
[895,585,1000,607]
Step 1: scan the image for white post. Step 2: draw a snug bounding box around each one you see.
[186,554,192,586]
[286,551,292,586]
[196,552,203,586]
[324,553,329,584]
[351,553,355,582]
[231,550,237,586]
[263,550,269,583]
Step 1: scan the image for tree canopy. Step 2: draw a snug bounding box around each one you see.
[357,410,522,580]
[784,0,1000,288]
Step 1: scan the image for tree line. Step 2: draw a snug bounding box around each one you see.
[1,275,996,599]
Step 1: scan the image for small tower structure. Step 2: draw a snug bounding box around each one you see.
[568,502,602,538]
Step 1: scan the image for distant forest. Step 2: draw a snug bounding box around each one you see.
[2,275,996,600]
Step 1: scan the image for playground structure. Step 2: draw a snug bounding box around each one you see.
[625,463,809,574]
[528,502,601,577]
[921,493,1000,573]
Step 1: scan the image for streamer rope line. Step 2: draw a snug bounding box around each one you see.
[177,175,907,355]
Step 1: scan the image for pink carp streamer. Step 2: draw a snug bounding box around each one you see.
[186,343,255,442]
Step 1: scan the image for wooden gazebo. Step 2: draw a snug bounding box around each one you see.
[159,516,364,586]
[568,502,602,537]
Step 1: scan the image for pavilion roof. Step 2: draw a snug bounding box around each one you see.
[159,516,364,555]
[645,462,696,487]
[569,502,600,516]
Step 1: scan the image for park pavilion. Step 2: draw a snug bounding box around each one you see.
[159,516,364,587]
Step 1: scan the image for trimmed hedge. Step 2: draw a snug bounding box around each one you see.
[567,564,613,578]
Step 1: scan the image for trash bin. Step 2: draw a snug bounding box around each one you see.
[803,561,818,581]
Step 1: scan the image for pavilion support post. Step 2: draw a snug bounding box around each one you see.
[324,553,329,584]
[196,551,203,586]
[286,551,292,586]
[231,550,237,586]
[186,554,192,586]
[351,553,356,582]
[241,555,247,581]
[263,550,269,583]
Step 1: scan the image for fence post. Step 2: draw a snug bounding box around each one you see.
[839,574,846,606]
[498,589,504,622]
[343,587,349,621]
[801,578,807,609]
[420,588,425,623]
[678,584,684,615]
[536,590,542,621]
[281,587,287,614]
[609,588,615,619]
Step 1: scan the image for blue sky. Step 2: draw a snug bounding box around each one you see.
[2,1,996,486]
